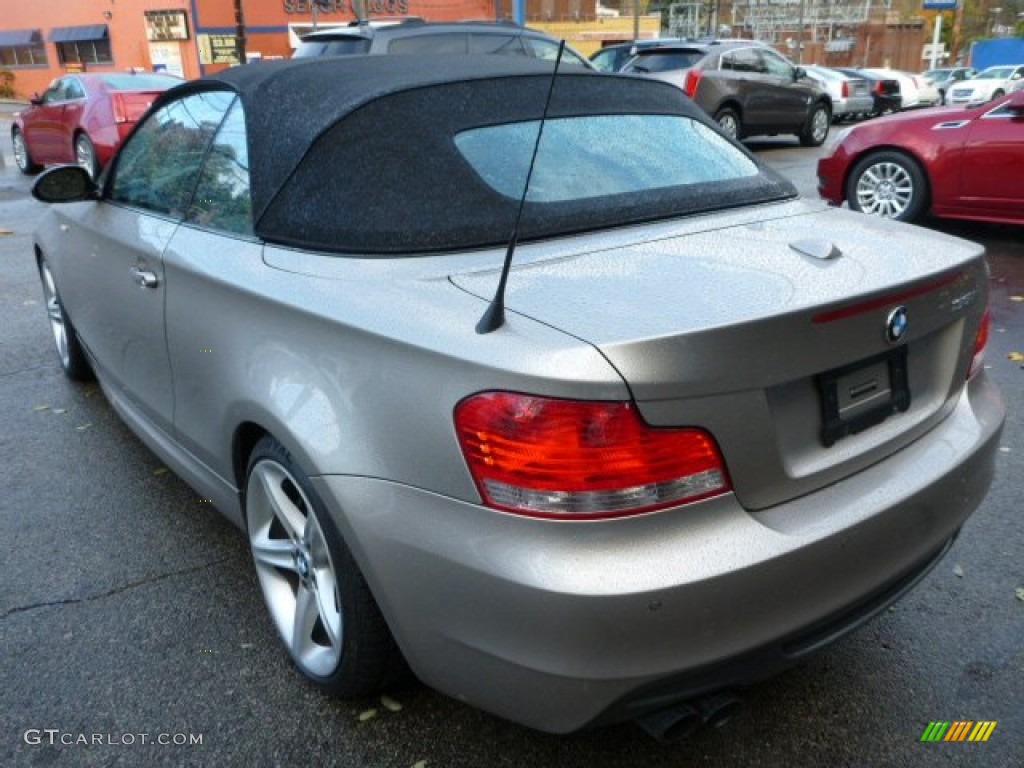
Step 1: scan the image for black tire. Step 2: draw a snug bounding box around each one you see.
[244,435,406,698]
[713,107,742,141]
[12,128,42,175]
[799,102,831,147]
[991,89,1004,101]
[845,150,929,222]
[74,133,99,180]
[37,256,94,381]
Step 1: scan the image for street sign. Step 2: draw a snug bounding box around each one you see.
[922,0,957,9]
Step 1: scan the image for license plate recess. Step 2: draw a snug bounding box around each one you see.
[818,347,910,447]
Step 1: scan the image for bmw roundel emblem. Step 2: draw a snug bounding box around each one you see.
[885,306,908,344]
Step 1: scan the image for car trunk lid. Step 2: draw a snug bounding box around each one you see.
[450,206,988,510]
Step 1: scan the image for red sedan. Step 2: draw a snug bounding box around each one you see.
[11,72,181,179]
[817,89,1024,224]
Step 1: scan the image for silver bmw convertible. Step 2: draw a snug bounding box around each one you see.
[31,55,1004,739]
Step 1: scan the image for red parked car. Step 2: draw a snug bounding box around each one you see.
[11,72,181,179]
[817,89,1024,224]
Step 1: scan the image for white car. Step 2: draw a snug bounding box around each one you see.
[861,69,940,109]
[947,64,1024,104]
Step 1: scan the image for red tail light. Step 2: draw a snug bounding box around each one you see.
[454,392,731,519]
[875,81,884,95]
[112,93,128,124]
[968,308,990,379]
[841,81,850,98]
[683,68,703,99]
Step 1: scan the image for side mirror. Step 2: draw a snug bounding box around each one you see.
[793,66,806,81]
[32,166,98,204]
[30,92,42,106]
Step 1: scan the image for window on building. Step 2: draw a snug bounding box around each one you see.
[49,25,113,66]
[0,30,47,67]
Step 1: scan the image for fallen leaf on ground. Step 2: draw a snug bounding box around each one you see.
[1008,352,1024,362]
[358,709,378,722]
[1016,588,1024,602]
[76,423,92,432]
[0,229,13,235]
[1010,295,1024,302]
[240,642,255,649]
[34,404,51,411]
[53,408,67,414]
[411,762,427,768]
[153,467,168,475]
[953,564,964,578]
[380,695,403,712]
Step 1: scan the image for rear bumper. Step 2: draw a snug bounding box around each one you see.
[833,95,874,117]
[313,374,1003,733]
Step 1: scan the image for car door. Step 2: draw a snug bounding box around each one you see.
[54,76,87,161]
[956,93,1024,216]
[23,79,70,162]
[718,47,771,128]
[62,90,234,433]
[758,48,815,131]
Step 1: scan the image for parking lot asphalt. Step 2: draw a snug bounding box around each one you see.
[1,116,1022,768]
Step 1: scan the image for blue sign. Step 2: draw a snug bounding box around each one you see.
[923,0,957,9]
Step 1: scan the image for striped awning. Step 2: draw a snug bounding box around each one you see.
[49,24,109,43]
[0,29,42,46]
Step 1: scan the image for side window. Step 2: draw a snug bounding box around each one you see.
[724,48,762,74]
[387,33,467,54]
[523,37,590,67]
[761,50,793,78]
[64,78,85,100]
[110,90,234,218]
[470,34,526,56]
[186,99,252,235]
[41,79,65,103]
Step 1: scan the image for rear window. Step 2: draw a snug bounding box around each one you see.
[455,115,757,203]
[624,50,705,73]
[255,75,794,254]
[293,37,371,57]
[99,74,181,90]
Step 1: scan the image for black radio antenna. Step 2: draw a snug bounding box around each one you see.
[476,40,566,335]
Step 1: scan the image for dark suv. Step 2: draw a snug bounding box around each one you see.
[621,40,832,146]
[293,20,593,68]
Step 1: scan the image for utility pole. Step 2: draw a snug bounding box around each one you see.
[234,0,247,65]
[796,0,805,63]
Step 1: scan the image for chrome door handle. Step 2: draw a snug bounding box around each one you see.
[129,266,159,288]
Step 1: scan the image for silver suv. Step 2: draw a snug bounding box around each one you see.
[622,40,832,146]
[293,19,592,67]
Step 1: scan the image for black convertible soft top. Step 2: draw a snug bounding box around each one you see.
[156,55,794,253]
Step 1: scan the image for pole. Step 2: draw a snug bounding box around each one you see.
[930,13,942,70]
[234,0,247,65]
[796,0,805,64]
[633,0,639,40]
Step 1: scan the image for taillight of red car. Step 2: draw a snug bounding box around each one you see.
[683,68,703,99]
[111,91,160,124]
[968,308,990,379]
[454,392,731,519]
[112,93,128,124]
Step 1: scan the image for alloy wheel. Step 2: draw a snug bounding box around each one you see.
[75,135,97,179]
[247,459,343,678]
[39,261,70,369]
[717,113,739,140]
[854,161,915,219]
[811,108,830,143]
[13,132,31,172]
